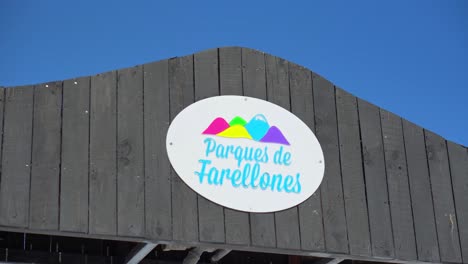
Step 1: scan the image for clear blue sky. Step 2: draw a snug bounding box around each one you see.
[1,1,467,146]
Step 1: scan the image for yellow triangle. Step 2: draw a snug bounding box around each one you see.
[217,125,252,139]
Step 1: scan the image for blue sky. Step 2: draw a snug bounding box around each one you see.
[1,1,467,146]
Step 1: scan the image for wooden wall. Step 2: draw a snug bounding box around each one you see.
[0,47,466,264]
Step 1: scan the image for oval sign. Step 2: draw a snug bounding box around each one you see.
[166,96,324,213]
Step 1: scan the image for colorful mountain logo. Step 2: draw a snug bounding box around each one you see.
[202,114,290,145]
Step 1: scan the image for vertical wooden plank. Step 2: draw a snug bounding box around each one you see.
[89,71,117,235]
[447,141,468,263]
[60,77,89,233]
[313,74,348,254]
[194,48,225,243]
[0,87,32,228]
[380,110,417,260]
[335,88,371,256]
[242,48,266,99]
[220,47,243,95]
[402,120,440,262]
[357,99,394,258]
[0,88,4,185]
[144,60,172,240]
[29,82,62,230]
[220,47,250,246]
[290,64,325,252]
[266,55,300,250]
[425,131,462,263]
[265,55,290,109]
[117,66,144,237]
[242,49,276,248]
[169,55,198,242]
[0,88,4,227]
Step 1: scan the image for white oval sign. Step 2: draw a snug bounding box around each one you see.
[166,96,324,213]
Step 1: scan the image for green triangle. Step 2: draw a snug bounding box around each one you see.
[229,116,247,126]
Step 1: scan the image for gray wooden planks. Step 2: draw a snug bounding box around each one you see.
[117,66,145,237]
[0,88,3,222]
[0,86,34,228]
[290,64,325,252]
[425,130,462,263]
[402,119,440,262]
[89,71,117,235]
[29,82,62,230]
[243,49,276,248]
[194,48,225,243]
[313,74,348,254]
[249,212,276,248]
[358,99,394,258]
[2,48,468,264]
[224,209,250,246]
[60,77,90,233]
[144,60,172,240]
[265,55,290,110]
[266,55,300,250]
[380,110,416,260]
[169,55,198,242]
[0,88,4,192]
[220,47,243,95]
[0,87,34,228]
[335,88,370,256]
[220,47,250,246]
[242,48,267,100]
[447,141,468,263]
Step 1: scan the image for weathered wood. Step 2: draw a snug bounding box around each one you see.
[266,55,300,250]
[224,209,250,246]
[447,141,468,263]
[249,213,276,248]
[0,88,4,198]
[2,47,467,264]
[60,77,90,233]
[29,82,62,230]
[425,130,462,263]
[335,88,371,256]
[169,55,198,242]
[144,60,172,240]
[402,120,440,262]
[220,47,243,95]
[0,86,33,228]
[313,74,348,254]
[194,49,219,101]
[89,71,117,235]
[357,99,394,258]
[289,65,314,131]
[117,66,145,237]
[0,214,456,264]
[242,48,266,100]
[380,110,417,260]
[219,47,250,246]
[265,55,290,110]
[289,65,324,251]
[194,49,225,243]
[275,207,301,249]
[243,50,276,248]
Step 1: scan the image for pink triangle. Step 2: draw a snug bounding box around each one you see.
[202,117,230,135]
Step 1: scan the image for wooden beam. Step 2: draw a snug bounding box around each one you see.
[125,243,157,264]
[313,258,345,264]
[210,249,231,262]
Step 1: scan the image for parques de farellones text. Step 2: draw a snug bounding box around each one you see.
[194,138,301,193]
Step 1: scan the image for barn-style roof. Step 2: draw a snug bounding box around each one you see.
[0,47,466,264]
